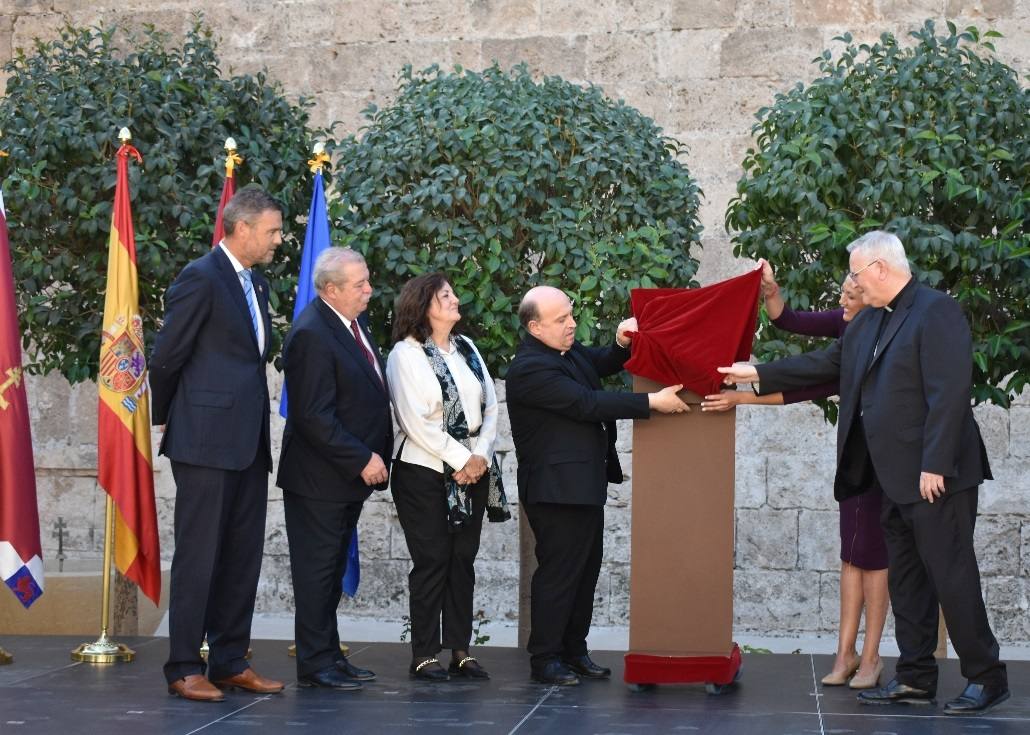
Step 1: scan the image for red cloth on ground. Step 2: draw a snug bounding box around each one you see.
[625,268,762,396]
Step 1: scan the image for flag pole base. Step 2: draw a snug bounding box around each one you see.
[288,642,349,657]
[0,646,12,665]
[200,640,252,660]
[71,635,135,664]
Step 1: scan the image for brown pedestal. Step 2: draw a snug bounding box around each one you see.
[625,377,740,691]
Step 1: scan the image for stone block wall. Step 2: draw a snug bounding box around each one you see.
[5,1,1030,643]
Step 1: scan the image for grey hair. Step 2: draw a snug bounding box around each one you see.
[846,230,911,275]
[313,247,366,292]
[222,187,282,235]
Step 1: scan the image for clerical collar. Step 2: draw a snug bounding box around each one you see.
[884,277,915,312]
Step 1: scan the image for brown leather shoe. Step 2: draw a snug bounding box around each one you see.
[212,668,285,694]
[168,674,226,702]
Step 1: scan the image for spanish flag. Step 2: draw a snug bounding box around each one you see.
[211,138,240,247]
[97,135,160,605]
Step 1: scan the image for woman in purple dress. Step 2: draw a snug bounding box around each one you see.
[701,262,888,690]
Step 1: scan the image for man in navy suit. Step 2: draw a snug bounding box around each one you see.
[151,187,286,701]
[505,286,687,686]
[277,247,393,689]
[720,231,1008,715]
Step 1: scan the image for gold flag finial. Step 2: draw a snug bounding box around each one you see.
[223,137,242,175]
[308,142,330,174]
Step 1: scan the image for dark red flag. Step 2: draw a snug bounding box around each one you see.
[0,187,44,608]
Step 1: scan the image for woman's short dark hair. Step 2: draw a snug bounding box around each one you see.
[392,272,461,343]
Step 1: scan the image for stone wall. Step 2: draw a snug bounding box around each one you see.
[5,1,1030,643]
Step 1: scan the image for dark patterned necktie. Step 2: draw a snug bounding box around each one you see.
[350,320,384,388]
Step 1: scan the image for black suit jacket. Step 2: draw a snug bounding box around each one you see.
[757,282,991,504]
[505,336,651,506]
[276,298,393,503]
[150,247,272,472]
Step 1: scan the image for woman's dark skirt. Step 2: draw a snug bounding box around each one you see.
[839,488,888,570]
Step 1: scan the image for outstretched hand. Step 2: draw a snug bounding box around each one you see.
[716,363,759,386]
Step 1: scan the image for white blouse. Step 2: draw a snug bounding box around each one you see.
[386,335,498,473]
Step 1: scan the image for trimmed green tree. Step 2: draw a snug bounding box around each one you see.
[0,21,334,382]
[726,21,1029,407]
[332,64,703,374]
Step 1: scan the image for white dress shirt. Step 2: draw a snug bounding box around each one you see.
[386,335,497,473]
[319,298,385,384]
[219,242,265,355]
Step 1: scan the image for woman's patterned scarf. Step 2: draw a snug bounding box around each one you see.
[420,335,511,532]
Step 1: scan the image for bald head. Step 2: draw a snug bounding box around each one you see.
[520,286,577,352]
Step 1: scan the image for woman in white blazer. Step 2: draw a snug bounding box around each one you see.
[386,272,510,682]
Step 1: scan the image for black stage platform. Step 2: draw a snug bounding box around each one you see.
[0,636,1026,734]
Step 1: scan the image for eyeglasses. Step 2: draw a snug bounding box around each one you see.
[847,258,880,282]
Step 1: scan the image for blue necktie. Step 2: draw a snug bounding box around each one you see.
[240,269,260,338]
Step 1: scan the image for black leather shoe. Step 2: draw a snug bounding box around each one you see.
[531,660,580,686]
[449,655,490,680]
[336,656,376,681]
[298,666,363,691]
[943,683,1010,715]
[857,678,935,706]
[410,657,449,682]
[561,654,611,680]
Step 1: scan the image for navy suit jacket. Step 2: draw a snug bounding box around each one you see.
[505,336,650,506]
[757,282,991,504]
[150,246,272,472]
[276,298,393,503]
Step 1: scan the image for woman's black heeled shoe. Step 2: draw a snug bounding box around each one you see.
[409,657,449,682]
[449,655,490,680]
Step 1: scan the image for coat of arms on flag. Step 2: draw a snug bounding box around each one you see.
[100,315,146,399]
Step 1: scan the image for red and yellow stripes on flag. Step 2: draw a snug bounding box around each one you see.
[97,141,160,605]
[211,140,242,247]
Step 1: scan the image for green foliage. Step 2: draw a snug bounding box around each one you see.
[727,21,1029,407]
[332,64,703,374]
[0,20,334,382]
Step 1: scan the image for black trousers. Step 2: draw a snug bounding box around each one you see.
[391,460,487,658]
[163,458,268,684]
[284,491,364,677]
[523,502,603,668]
[882,486,1007,691]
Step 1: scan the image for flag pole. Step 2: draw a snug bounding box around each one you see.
[70,492,134,662]
[71,126,142,664]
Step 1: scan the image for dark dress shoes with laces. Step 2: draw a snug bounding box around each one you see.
[298,666,363,691]
[531,659,580,686]
[561,654,611,680]
[336,656,376,681]
[856,678,935,706]
[943,683,1010,715]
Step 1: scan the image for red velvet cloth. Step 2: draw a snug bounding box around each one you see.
[625,268,762,396]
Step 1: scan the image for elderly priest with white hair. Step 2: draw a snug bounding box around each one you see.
[719,231,1008,715]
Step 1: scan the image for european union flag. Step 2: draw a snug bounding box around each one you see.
[280,169,361,597]
[280,169,330,423]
